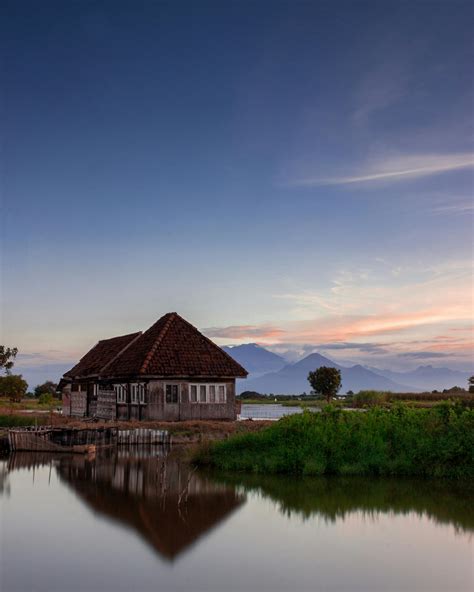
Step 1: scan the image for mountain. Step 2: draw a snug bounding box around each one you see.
[366,365,470,392]
[223,343,287,377]
[239,352,416,395]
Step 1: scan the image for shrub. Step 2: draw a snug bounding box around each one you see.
[38,393,54,405]
[353,390,388,407]
[195,404,474,479]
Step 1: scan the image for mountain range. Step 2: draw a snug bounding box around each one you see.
[15,343,470,393]
[224,343,470,395]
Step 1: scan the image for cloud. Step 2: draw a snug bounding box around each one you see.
[314,342,389,354]
[397,351,451,359]
[292,152,474,186]
[353,59,411,125]
[204,324,285,341]
[431,201,474,215]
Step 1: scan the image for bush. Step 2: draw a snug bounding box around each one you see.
[353,390,388,407]
[38,393,54,405]
[195,404,474,479]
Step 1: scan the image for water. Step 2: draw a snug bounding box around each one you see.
[1,450,472,592]
[239,403,306,420]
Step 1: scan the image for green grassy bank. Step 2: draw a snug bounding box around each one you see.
[195,404,474,479]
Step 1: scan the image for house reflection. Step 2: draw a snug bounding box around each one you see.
[55,449,245,561]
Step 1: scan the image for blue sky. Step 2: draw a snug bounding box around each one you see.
[2,0,473,381]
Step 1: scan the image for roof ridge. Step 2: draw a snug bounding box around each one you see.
[140,312,177,374]
[173,313,248,376]
[97,331,141,344]
[101,331,143,374]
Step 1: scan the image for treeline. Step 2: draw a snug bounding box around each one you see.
[194,404,474,479]
[238,389,474,408]
[238,391,324,402]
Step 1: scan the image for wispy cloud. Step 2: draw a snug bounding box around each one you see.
[204,324,285,341]
[292,152,474,186]
[397,351,451,359]
[431,200,474,215]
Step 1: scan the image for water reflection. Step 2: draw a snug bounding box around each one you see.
[3,450,245,561]
[210,471,474,534]
[2,449,472,558]
[1,450,472,592]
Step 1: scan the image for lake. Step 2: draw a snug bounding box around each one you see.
[1,448,472,592]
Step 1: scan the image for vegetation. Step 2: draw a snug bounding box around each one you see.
[0,414,48,428]
[0,375,28,402]
[0,345,18,374]
[307,366,341,402]
[34,381,58,398]
[469,376,474,393]
[195,404,474,479]
[238,391,321,404]
[38,393,54,405]
[350,389,474,408]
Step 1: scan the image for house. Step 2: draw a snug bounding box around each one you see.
[61,312,247,421]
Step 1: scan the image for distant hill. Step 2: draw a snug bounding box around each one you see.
[223,343,287,377]
[366,365,470,392]
[240,352,415,395]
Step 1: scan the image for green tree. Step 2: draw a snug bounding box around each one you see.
[0,346,18,375]
[34,381,58,398]
[469,376,474,393]
[308,366,342,403]
[0,375,28,402]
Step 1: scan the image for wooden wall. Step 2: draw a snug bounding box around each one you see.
[63,379,237,421]
[146,379,236,421]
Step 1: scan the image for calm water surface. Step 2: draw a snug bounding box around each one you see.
[239,403,305,419]
[1,449,472,592]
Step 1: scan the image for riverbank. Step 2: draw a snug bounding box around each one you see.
[194,404,474,479]
[0,413,270,450]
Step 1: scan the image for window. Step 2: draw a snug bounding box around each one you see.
[209,385,216,403]
[114,384,126,403]
[188,384,227,403]
[218,385,226,403]
[131,384,138,404]
[166,384,179,404]
[138,384,146,404]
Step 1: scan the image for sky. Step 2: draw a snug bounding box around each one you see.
[1,0,473,383]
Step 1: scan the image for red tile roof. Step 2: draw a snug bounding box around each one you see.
[104,312,248,378]
[64,332,142,378]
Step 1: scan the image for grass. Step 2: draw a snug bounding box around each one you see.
[0,414,49,428]
[194,403,474,479]
[0,396,61,412]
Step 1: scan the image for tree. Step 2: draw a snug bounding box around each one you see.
[0,346,18,375]
[0,375,28,402]
[308,366,342,403]
[34,381,58,398]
